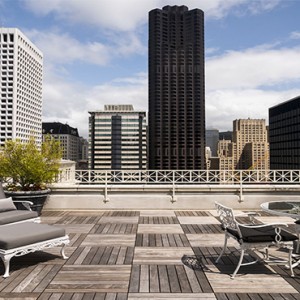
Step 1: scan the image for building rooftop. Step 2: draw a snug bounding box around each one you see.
[1,209,299,299]
[42,122,79,137]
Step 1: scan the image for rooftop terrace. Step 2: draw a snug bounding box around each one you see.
[1,209,300,300]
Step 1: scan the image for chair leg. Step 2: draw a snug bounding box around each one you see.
[60,243,69,260]
[231,249,245,279]
[288,247,295,277]
[216,233,228,264]
[0,254,13,278]
[296,233,300,254]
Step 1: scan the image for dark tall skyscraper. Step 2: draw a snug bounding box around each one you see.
[148,5,205,170]
[269,96,300,169]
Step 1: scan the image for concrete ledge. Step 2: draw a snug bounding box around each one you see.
[43,184,300,210]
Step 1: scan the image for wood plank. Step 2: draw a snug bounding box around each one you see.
[167,265,181,293]
[129,265,140,293]
[158,265,170,293]
[139,265,149,293]
[149,265,159,293]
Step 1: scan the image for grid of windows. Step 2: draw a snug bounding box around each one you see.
[233,119,269,170]
[269,96,300,169]
[89,106,147,170]
[0,28,43,146]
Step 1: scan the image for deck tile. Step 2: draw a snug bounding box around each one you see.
[186,233,236,247]
[137,224,184,234]
[98,216,139,224]
[82,234,136,247]
[178,216,220,225]
[140,210,176,217]
[206,265,298,293]
[46,265,131,293]
[133,247,194,264]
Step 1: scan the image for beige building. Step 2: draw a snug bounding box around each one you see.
[233,119,269,170]
[210,119,269,171]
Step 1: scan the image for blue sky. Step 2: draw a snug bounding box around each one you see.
[1,0,300,138]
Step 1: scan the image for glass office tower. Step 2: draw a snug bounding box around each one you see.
[148,5,205,170]
[269,96,300,169]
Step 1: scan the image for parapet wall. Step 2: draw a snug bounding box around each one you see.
[45,184,300,210]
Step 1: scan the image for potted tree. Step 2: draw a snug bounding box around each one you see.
[0,136,62,215]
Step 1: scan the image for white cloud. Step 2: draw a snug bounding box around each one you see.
[23,0,158,31]
[206,45,300,90]
[247,0,281,14]
[23,0,282,31]
[206,89,300,131]
[205,43,300,130]
[290,31,300,40]
[25,29,146,66]
[26,29,110,65]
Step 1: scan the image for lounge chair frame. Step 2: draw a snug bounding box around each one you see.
[0,235,69,278]
[215,202,296,278]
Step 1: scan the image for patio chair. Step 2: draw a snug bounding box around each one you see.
[0,182,40,225]
[215,202,298,278]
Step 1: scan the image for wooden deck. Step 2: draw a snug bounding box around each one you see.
[1,210,300,299]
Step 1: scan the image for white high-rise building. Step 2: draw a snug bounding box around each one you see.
[0,28,43,146]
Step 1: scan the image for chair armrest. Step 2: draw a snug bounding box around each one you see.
[236,212,261,217]
[12,200,33,211]
[239,223,288,229]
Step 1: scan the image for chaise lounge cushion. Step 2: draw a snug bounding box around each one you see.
[0,210,39,225]
[0,197,16,212]
[0,222,66,250]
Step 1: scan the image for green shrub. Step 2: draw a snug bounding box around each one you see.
[0,136,62,191]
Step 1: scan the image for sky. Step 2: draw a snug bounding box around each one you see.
[1,0,300,138]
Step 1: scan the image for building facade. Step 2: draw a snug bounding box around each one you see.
[269,96,300,169]
[0,28,43,146]
[148,5,205,170]
[233,119,269,170]
[89,105,147,170]
[210,119,269,171]
[42,122,80,162]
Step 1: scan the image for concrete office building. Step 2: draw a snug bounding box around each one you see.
[148,5,205,170]
[233,119,269,170]
[42,122,80,162]
[210,119,269,171]
[89,105,147,170]
[269,95,300,169]
[0,28,43,146]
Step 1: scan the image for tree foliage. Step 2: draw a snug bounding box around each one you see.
[0,136,62,191]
